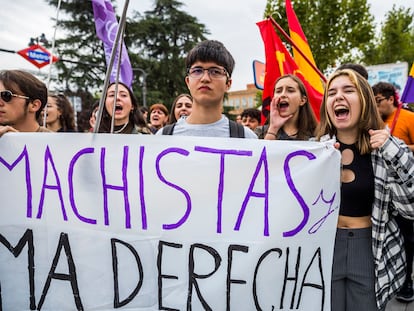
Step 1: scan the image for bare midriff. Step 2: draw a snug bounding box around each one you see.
[337,215,372,229]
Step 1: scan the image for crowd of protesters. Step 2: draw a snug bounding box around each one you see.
[1,39,414,311]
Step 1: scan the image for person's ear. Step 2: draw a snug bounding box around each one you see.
[29,99,42,113]
[185,75,190,88]
[300,95,307,106]
[225,78,232,91]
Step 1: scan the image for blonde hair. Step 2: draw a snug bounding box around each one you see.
[316,69,384,154]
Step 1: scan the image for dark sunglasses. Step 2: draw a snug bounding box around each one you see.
[0,90,30,103]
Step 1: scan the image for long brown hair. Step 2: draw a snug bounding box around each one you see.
[316,69,384,154]
[168,93,193,124]
[48,93,76,131]
[98,81,149,133]
[275,74,318,140]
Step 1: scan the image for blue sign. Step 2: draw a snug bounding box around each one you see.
[28,50,50,62]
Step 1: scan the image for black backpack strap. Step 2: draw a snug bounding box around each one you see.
[229,119,245,138]
[161,124,176,135]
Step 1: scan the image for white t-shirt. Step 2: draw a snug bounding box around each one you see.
[156,115,258,139]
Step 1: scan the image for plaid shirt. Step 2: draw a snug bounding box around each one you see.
[320,134,414,310]
[370,135,414,309]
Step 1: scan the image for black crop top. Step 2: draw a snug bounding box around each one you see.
[339,142,375,217]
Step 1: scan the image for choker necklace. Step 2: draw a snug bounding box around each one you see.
[113,122,129,133]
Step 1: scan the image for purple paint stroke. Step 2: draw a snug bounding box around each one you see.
[156,148,192,230]
[68,147,97,224]
[91,0,133,87]
[138,146,148,229]
[308,190,338,234]
[194,146,252,234]
[234,147,269,236]
[283,150,316,237]
[0,146,33,218]
[101,146,131,228]
[36,146,68,221]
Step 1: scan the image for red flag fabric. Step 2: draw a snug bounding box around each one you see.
[286,0,324,94]
[257,19,322,123]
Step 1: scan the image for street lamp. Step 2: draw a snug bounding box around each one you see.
[28,33,49,47]
[132,67,147,107]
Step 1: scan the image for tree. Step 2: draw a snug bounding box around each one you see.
[46,0,208,111]
[46,0,107,94]
[363,5,414,66]
[263,0,375,71]
[127,0,208,108]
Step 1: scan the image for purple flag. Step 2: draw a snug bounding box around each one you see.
[92,0,133,87]
[401,62,414,103]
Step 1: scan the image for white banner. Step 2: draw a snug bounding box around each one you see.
[0,133,340,311]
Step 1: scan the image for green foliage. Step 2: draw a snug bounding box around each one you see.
[264,0,414,71]
[127,0,208,108]
[363,5,414,66]
[264,0,375,71]
[255,91,263,108]
[45,0,208,111]
[46,0,107,96]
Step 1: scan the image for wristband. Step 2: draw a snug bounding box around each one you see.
[266,131,277,138]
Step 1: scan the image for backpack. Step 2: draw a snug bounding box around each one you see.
[162,119,245,138]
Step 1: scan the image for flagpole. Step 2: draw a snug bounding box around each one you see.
[110,19,126,134]
[42,0,63,127]
[268,16,327,83]
[94,0,130,133]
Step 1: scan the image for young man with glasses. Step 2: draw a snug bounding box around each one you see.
[372,81,414,303]
[159,40,257,138]
[0,70,50,136]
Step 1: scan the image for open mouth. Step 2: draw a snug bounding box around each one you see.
[115,104,123,111]
[334,105,349,119]
[278,101,289,109]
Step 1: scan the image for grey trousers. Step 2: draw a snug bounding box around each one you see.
[331,227,380,311]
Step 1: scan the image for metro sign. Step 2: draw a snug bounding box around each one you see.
[17,44,59,69]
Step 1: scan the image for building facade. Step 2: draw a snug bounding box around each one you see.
[224,83,260,116]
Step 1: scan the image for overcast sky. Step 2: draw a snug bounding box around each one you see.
[0,0,412,91]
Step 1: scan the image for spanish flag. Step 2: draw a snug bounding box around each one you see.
[257,19,322,123]
[401,62,414,103]
[286,0,324,94]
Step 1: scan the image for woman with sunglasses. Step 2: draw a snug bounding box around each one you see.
[0,69,50,136]
[41,93,76,132]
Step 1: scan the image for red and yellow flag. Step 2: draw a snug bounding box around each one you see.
[286,0,324,94]
[257,19,322,123]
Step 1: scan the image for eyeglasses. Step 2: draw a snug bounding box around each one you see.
[187,67,228,79]
[0,90,30,103]
[375,97,387,104]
